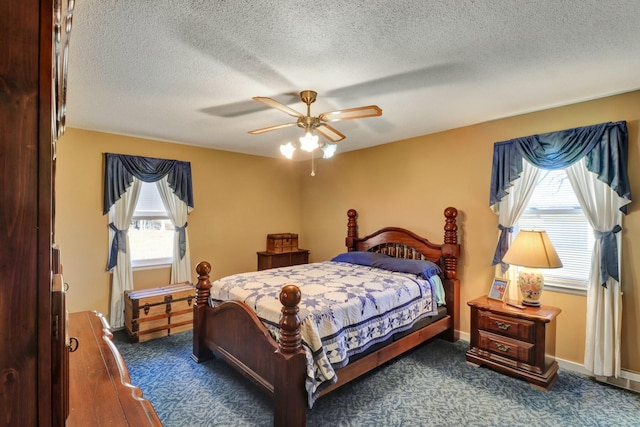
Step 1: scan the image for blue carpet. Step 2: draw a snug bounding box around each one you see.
[114,330,640,426]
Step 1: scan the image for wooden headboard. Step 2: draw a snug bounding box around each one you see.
[345,207,460,280]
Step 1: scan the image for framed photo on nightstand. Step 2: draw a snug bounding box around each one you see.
[488,277,509,301]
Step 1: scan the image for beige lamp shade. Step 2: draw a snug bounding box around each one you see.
[502,230,563,269]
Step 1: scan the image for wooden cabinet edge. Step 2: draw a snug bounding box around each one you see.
[93,311,163,425]
[68,311,162,426]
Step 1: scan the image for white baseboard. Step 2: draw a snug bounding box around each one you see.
[556,357,592,376]
[544,354,640,392]
[456,331,639,392]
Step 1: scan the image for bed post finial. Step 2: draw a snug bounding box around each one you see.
[278,284,302,354]
[346,209,358,251]
[195,261,212,305]
[444,207,457,235]
[442,207,460,279]
[192,261,213,363]
[275,285,307,426]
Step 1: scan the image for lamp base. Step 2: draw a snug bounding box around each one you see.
[517,267,544,307]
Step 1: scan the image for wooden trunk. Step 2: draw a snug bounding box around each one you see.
[125,282,196,343]
[266,233,299,253]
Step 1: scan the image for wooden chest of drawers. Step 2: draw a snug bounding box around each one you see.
[67,311,161,426]
[124,282,196,343]
[257,249,310,271]
[466,295,561,390]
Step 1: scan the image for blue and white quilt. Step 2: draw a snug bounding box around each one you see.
[209,261,441,407]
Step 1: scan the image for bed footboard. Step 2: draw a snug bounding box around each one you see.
[191,262,308,426]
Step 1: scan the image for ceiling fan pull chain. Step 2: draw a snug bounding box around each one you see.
[311,150,316,177]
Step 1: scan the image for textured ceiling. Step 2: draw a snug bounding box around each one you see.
[67,1,640,159]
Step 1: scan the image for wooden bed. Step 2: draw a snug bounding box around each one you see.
[192,207,460,426]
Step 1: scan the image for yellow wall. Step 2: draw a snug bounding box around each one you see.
[56,90,640,374]
[56,129,301,315]
[299,90,640,373]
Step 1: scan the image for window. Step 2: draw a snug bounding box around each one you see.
[129,181,173,268]
[516,169,593,294]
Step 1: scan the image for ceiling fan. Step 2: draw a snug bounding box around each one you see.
[248,90,382,145]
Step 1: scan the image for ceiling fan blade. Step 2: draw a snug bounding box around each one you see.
[315,124,346,142]
[248,122,298,135]
[318,105,382,122]
[253,97,304,118]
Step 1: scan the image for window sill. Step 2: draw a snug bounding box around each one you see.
[544,282,587,297]
[132,258,172,271]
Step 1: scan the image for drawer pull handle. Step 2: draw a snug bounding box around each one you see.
[495,343,511,352]
[494,321,511,331]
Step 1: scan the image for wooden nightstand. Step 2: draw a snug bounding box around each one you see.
[257,249,310,271]
[466,295,561,391]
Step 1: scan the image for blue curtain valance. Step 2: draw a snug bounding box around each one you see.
[489,121,630,213]
[103,153,194,214]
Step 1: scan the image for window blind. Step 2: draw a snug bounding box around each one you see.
[133,182,168,218]
[517,169,593,289]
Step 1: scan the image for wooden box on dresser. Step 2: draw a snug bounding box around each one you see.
[466,296,561,391]
[266,233,299,253]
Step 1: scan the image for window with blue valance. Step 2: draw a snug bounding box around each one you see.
[490,121,631,210]
[489,121,631,284]
[103,153,194,270]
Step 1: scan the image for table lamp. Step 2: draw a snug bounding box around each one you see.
[502,230,562,306]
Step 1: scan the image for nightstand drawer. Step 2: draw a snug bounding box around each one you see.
[478,330,534,363]
[478,310,535,342]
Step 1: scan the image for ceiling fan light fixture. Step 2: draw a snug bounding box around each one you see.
[299,131,319,152]
[249,90,382,168]
[322,143,337,159]
[280,142,296,159]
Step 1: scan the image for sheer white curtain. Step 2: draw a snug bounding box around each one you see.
[492,160,541,299]
[107,178,141,328]
[566,158,630,377]
[156,176,192,283]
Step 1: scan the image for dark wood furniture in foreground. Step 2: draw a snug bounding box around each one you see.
[193,207,460,426]
[257,249,310,270]
[2,2,75,424]
[51,262,70,426]
[67,311,161,426]
[466,295,561,391]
